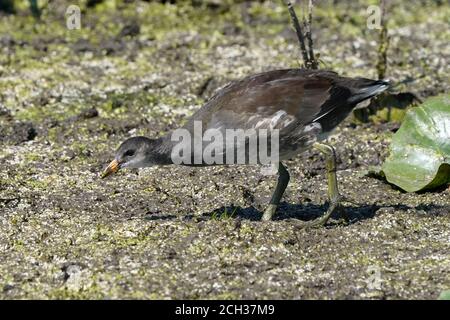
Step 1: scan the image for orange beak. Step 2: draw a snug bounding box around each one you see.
[101,159,120,179]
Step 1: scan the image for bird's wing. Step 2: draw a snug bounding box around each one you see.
[183,69,350,134]
[164,69,386,164]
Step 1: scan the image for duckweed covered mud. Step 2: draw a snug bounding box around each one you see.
[0,0,449,299]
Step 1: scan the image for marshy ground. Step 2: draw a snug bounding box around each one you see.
[0,0,449,299]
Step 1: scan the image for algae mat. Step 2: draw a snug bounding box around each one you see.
[0,1,449,299]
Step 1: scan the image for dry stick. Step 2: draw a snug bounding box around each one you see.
[372,0,391,120]
[286,1,310,68]
[377,0,390,80]
[306,0,318,69]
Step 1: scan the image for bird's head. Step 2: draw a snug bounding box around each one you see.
[101,136,156,178]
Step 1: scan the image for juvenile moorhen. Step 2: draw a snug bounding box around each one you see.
[102,69,389,226]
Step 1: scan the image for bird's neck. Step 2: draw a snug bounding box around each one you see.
[149,135,176,165]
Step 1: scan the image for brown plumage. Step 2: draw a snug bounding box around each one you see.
[186,69,386,131]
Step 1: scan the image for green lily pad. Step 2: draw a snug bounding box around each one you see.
[382,94,450,192]
[438,290,450,300]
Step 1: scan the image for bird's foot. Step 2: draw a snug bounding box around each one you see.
[262,204,277,221]
[290,195,342,229]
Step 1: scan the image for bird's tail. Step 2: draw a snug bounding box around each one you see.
[348,79,390,104]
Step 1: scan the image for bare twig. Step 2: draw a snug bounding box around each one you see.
[285,0,318,69]
[286,1,309,67]
[306,0,318,69]
[377,0,390,79]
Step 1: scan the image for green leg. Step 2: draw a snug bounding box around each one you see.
[262,162,290,221]
[29,0,40,19]
[294,142,342,228]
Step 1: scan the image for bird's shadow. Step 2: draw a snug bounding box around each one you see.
[145,201,448,227]
[202,201,381,224]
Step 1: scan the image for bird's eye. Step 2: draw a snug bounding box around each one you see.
[124,150,135,157]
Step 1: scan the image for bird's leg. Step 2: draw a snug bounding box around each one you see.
[296,142,341,228]
[262,162,290,221]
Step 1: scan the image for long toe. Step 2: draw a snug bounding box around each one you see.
[291,197,342,229]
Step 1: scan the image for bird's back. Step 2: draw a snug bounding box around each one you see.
[167,68,388,164]
[184,69,387,132]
